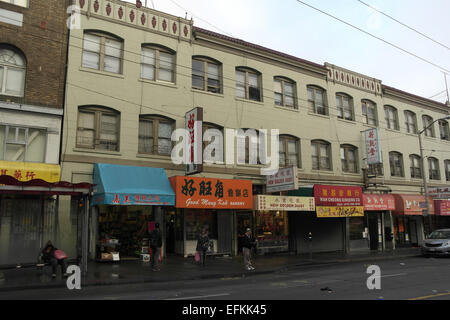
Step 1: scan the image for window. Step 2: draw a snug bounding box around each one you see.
[237,129,260,164]
[0,0,28,7]
[362,100,377,126]
[389,151,404,177]
[279,135,300,168]
[0,46,26,97]
[404,111,417,134]
[311,140,331,170]
[428,157,440,180]
[384,105,399,130]
[0,125,46,162]
[422,115,435,137]
[336,93,354,121]
[367,163,384,177]
[409,154,422,179]
[236,68,261,101]
[141,45,175,83]
[274,77,296,109]
[76,106,120,151]
[445,160,450,181]
[138,115,174,155]
[202,122,223,162]
[307,86,327,115]
[82,32,123,74]
[438,120,449,141]
[192,57,221,93]
[340,144,358,173]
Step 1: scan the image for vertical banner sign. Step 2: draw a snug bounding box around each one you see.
[364,128,382,165]
[185,107,203,175]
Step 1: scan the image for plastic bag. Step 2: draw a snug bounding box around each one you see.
[54,250,67,260]
[195,251,200,262]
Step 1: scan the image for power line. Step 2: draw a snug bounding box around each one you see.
[428,90,447,99]
[294,0,450,74]
[357,0,450,51]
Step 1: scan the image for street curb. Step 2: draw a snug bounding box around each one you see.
[0,253,421,292]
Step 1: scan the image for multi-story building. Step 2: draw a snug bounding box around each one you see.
[62,0,450,262]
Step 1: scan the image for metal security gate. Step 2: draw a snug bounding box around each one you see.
[217,210,232,254]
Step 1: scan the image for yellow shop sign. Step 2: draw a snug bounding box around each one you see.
[0,161,61,183]
[316,206,364,218]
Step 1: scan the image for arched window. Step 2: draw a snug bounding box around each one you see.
[192,56,221,93]
[428,157,440,180]
[274,77,296,109]
[445,160,450,181]
[422,115,435,137]
[236,67,262,102]
[439,120,449,141]
[0,45,26,97]
[409,154,422,179]
[279,135,300,168]
[311,140,331,170]
[141,44,176,83]
[336,93,354,121]
[389,151,404,177]
[362,99,377,126]
[138,115,175,155]
[77,106,120,151]
[307,85,327,115]
[404,110,417,134]
[340,144,358,173]
[202,122,224,162]
[384,105,399,130]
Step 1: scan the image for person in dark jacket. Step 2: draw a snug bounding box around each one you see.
[149,223,162,271]
[196,229,209,267]
[242,228,257,270]
[40,240,68,278]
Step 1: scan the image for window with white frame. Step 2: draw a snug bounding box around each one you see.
[0,0,28,8]
[279,135,300,168]
[404,111,417,134]
[362,100,377,126]
[307,86,327,115]
[389,151,404,177]
[311,140,331,170]
[138,115,174,155]
[274,77,296,109]
[192,57,221,93]
[428,157,440,180]
[340,144,358,173]
[384,105,399,130]
[82,32,123,74]
[422,115,435,137]
[0,46,26,97]
[236,68,261,102]
[409,154,422,179]
[76,106,120,151]
[0,125,46,162]
[141,45,176,83]
[336,93,354,121]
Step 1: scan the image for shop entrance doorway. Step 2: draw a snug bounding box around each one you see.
[409,220,418,246]
[237,211,253,253]
[368,215,379,251]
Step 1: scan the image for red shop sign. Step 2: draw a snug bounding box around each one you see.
[363,194,396,211]
[314,185,362,207]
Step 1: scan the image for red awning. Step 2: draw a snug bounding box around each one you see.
[0,175,93,196]
[392,194,435,215]
[363,194,396,211]
[434,200,450,216]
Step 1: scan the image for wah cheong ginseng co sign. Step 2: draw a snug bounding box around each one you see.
[254,195,315,211]
[314,185,364,218]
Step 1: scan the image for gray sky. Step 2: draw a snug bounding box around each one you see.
[126,0,450,104]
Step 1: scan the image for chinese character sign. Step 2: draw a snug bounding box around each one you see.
[364,128,382,165]
[170,176,253,209]
[266,166,298,193]
[185,107,203,175]
[314,185,363,207]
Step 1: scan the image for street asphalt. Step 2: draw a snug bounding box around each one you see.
[0,255,449,300]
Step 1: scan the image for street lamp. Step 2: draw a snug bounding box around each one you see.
[418,115,450,236]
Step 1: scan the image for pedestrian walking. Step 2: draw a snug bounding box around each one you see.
[196,229,209,267]
[242,228,257,271]
[39,240,68,278]
[149,223,162,271]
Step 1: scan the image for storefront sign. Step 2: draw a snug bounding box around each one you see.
[93,194,173,206]
[170,176,253,209]
[316,206,364,217]
[314,185,363,206]
[254,195,315,211]
[428,187,450,199]
[0,160,60,183]
[364,128,382,165]
[434,200,450,216]
[185,107,203,175]
[363,194,396,211]
[266,166,298,193]
[392,194,435,215]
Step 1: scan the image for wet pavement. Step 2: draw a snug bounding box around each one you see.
[0,248,421,292]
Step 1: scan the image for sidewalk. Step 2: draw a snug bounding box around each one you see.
[0,248,421,292]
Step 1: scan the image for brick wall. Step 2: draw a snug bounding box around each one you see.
[0,0,70,108]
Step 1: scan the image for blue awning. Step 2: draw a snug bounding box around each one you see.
[92,163,175,206]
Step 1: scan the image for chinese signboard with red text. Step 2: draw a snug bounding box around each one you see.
[363,194,396,211]
[254,195,315,211]
[266,166,298,193]
[185,107,203,175]
[314,185,364,218]
[364,128,382,165]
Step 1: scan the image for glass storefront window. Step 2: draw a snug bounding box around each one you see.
[185,209,218,240]
[255,211,289,251]
[349,217,367,240]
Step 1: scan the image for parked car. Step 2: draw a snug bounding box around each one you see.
[421,229,450,257]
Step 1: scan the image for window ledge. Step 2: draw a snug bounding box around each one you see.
[405,132,419,137]
[308,112,330,119]
[390,176,406,180]
[362,123,378,129]
[384,128,401,134]
[424,136,437,142]
[0,93,24,99]
[73,148,122,156]
[79,67,125,79]
[311,169,334,175]
[274,105,299,113]
[139,78,177,89]
[235,97,264,106]
[342,171,361,176]
[191,88,224,98]
[136,153,172,160]
[337,118,356,125]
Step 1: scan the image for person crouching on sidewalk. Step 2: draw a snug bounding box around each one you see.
[40,240,68,278]
[242,228,257,271]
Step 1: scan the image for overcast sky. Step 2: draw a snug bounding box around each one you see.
[125,0,450,104]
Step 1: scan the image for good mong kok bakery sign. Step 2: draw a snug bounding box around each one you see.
[314,185,364,217]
